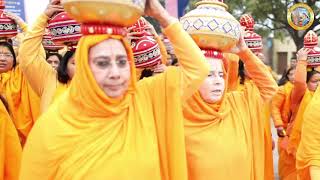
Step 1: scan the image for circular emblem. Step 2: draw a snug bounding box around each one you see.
[287,3,314,30]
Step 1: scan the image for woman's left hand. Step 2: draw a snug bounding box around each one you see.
[226,27,249,55]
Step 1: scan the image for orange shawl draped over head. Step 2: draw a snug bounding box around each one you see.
[183,49,277,180]
[20,22,209,180]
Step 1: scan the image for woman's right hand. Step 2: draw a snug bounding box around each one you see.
[144,0,175,29]
[296,48,311,62]
[3,11,25,26]
[44,0,64,18]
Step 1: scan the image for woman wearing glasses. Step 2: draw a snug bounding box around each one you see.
[0,13,41,145]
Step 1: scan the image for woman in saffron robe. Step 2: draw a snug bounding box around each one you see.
[183,34,278,179]
[272,65,296,178]
[19,0,209,179]
[0,12,40,143]
[19,1,75,113]
[296,80,320,180]
[280,48,320,180]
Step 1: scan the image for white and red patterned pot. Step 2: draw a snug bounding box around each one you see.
[42,31,65,52]
[304,30,320,67]
[240,14,263,53]
[48,11,82,46]
[0,0,17,39]
[128,17,147,37]
[131,34,161,68]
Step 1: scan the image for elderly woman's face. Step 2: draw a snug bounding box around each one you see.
[89,39,131,98]
[199,58,225,103]
[0,46,14,73]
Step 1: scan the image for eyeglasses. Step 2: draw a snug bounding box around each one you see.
[0,53,13,58]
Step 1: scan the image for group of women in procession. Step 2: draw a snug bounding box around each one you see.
[0,0,320,179]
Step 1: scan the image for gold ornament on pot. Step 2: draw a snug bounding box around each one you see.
[61,0,146,27]
[180,0,241,51]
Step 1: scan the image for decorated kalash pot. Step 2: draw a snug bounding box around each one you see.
[0,0,17,40]
[61,0,146,27]
[239,14,263,54]
[42,31,65,52]
[48,11,82,47]
[180,0,241,52]
[129,18,162,68]
[304,30,320,67]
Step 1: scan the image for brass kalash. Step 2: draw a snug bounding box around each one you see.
[61,0,146,27]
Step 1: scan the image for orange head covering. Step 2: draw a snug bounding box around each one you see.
[68,33,137,117]
[183,48,230,125]
[19,22,189,179]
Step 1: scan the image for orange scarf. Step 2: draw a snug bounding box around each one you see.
[21,34,188,180]
[288,90,314,155]
[0,99,22,180]
[0,66,40,143]
[282,82,294,127]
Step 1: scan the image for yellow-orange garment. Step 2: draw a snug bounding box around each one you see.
[288,91,314,155]
[224,53,239,92]
[233,59,275,180]
[239,84,275,180]
[0,66,40,143]
[296,86,320,180]
[263,102,275,180]
[271,82,293,179]
[135,35,168,81]
[0,22,40,142]
[271,82,294,128]
[20,22,210,179]
[13,20,28,57]
[264,65,276,180]
[156,35,168,65]
[279,61,309,180]
[183,49,278,180]
[0,100,22,180]
[19,13,69,113]
[268,66,279,82]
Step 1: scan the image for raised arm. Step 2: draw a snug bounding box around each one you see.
[240,50,278,101]
[224,53,239,92]
[290,48,309,110]
[162,23,209,101]
[144,0,209,101]
[229,36,278,102]
[19,1,64,96]
[271,89,286,127]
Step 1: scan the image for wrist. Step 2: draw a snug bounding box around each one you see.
[155,11,176,29]
[42,12,51,20]
[238,48,251,61]
[297,60,307,66]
